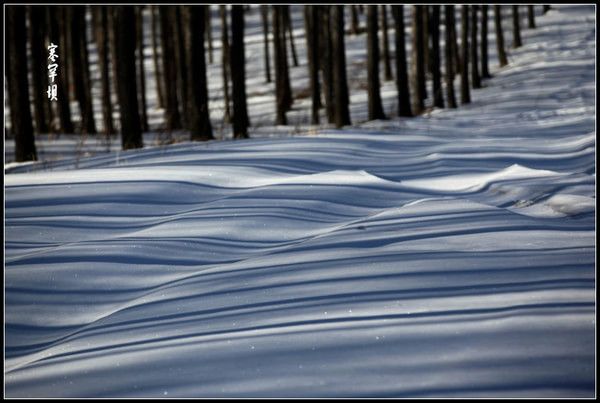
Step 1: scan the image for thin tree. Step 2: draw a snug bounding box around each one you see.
[273,6,289,125]
[70,6,97,134]
[527,5,536,29]
[93,6,115,137]
[412,5,426,114]
[159,6,182,131]
[283,6,299,67]
[174,7,189,128]
[151,6,165,108]
[512,6,522,48]
[205,6,213,64]
[220,6,232,123]
[47,6,73,133]
[7,6,37,161]
[367,6,386,120]
[304,5,321,124]
[136,6,149,132]
[332,5,351,127]
[230,5,250,138]
[494,5,508,67]
[183,5,213,141]
[480,5,491,79]
[351,5,360,35]
[381,5,393,81]
[444,5,457,108]
[460,5,471,104]
[470,6,481,89]
[319,6,335,123]
[391,5,412,117]
[260,6,272,83]
[430,6,444,108]
[113,6,143,150]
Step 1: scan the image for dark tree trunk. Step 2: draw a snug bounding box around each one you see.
[318,6,335,123]
[174,7,189,128]
[273,6,288,125]
[70,6,97,134]
[205,6,213,64]
[412,5,426,114]
[450,8,462,82]
[331,5,351,127]
[512,6,522,48]
[28,6,50,134]
[470,5,481,89]
[183,6,213,141]
[494,5,508,67]
[423,6,430,82]
[351,5,360,35]
[444,5,457,108]
[430,6,443,108]
[260,6,272,83]
[47,6,73,133]
[527,5,536,29]
[60,7,74,103]
[480,5,491,79]
[367,6,386,120]
[220,6,232,123]
[7,6,37,161]
[381,5,393,81]
[304,6,321,124]
[230,5,250,138]
[93,6,115,137]
[460,5,471,104]
[391,5,412,117]
[151,6,165,109]
[159,7,182,131]
[280,8,293,110]
[113,6,143,150]
[136,6,149,132]
[283,6,299,67]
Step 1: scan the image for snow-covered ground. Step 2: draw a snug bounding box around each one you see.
[4,5,596,398]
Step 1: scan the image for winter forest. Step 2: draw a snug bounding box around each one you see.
[4,4,596,398]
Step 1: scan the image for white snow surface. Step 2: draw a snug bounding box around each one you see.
[4,5,596,398]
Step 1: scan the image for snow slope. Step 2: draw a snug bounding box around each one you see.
[4,5,596,397]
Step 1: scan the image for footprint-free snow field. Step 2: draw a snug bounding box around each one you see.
[4,5,595,398]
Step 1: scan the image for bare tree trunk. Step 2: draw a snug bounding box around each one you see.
[7,5,37,161]
[151,6,165,109]
[260,6,272,83]
[94,6,115,137]
[283,6,299,67]
[367,5,386,120]
[220,6,232,123]
[391,5,412,117]
[470,5,481,89]
[412,5,426,114]
[460,5,471,104]
[70,6,97,134]
[480,5,491,79]
[205,6,213,64]
[28,6,50,134]
[494,5,508,67]
[444,5,457,108]
[381,5,393,81]
[430,5,444,108]
[173,7,189,128]
[304,5,321,124]
[319,6,335,123]
[273,6,287,125]
[136,6,149,132]
[332,5,351,127]
[113,6,143,150]
[230,5,250,138]
[527,5,536,29]
[159,6,182,131]
[351,5,360,35]
[512,6,522,48]
[183,6,213,141]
